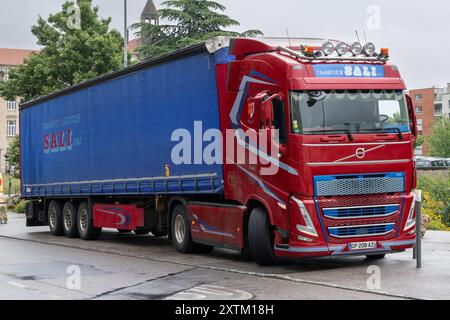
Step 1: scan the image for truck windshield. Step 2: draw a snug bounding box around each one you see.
[289,90,410,135]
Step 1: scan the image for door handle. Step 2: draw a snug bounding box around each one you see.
[373,135,396,141]
[321,136,346,143]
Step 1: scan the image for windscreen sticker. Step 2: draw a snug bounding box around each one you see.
[313,64,385,78]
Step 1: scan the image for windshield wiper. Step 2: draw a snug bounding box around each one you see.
[304,129,354,141]
[360,128,403,140]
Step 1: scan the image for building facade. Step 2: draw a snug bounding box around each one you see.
[0,48,35,174]
[410,84,450,156]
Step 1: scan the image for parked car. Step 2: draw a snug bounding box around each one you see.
[415,157,448,169]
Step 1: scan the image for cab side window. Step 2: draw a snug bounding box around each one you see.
[272,98,287,144]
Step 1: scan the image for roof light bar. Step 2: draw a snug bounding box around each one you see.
[278,39,389,62]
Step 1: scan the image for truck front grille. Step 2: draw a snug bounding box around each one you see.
[328,223,395,238]
[314,193,404,243]
[323,204,399,219]
[314,173,405,197]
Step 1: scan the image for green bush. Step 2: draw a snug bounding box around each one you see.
[12,200,28,214]
[417,175,450,228]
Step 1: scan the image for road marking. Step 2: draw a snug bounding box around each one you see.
[165,285,253,300]
[6,281,27,289]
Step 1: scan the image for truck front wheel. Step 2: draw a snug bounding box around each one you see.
[248,207,277,266]
[171,204,213,254]
[77,202,101,241]
[48,201,64,236]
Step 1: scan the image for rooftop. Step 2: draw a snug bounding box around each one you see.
[142,0,158,18]
[0,48,36,66]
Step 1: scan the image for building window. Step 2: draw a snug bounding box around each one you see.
[417,119,423,132]
[435,103,442,116]
[6,100,16,111]
[415,106,422,114]
[415,94,422,101]
[7,120,16,137]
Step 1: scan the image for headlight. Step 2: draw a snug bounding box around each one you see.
[404,194,416,231]
[293,197,318,237]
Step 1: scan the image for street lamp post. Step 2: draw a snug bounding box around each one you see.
[124,0,128,68]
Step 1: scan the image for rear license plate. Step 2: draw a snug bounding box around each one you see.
[349,241,377,251]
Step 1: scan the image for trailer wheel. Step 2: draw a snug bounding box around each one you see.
[77,202,101,241]
[248,207,277,266]
[48,201,64,236]
[171,204,213,254]
[62,202,79,238]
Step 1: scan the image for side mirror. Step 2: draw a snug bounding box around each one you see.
[261,98,274,129]
[405,93,418,141]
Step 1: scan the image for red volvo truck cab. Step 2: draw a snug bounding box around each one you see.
[21,37,418,266]
[214,38,417,264]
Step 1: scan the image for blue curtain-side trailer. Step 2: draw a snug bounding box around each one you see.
[20,42,239,252]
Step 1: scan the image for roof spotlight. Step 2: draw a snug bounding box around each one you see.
[363,42,376,56]
[336,42,349,56]
[321,41,335,56]
[351,42,363,55]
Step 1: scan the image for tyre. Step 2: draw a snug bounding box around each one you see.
[134,228,151,235]
[77,201,101,240]
[171,204,213,254]
[366,254,386,261]
[248,207,277,266]
[48,200,64,236]
[62,202,79,238]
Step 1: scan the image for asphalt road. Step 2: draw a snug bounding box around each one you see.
[0,212,449,300]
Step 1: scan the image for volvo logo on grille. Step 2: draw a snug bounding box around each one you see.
[355,148,366,159]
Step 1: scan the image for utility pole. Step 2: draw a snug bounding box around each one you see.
[124,0,128,68]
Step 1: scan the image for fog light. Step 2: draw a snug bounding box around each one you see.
[336,42,349,56]
[351,42,363,55]
[363,42,376,56]
[321,41,335,56]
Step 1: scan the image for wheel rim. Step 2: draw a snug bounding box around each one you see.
[49,207,57,229]
[174,214,185,245]
[79,208,88,233]
[64,208,72,231]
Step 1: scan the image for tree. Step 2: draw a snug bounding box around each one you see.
[414,135,425,150]
[5,136,20,178]
[428,117,450,158]
[133,0,263,60]
[0,0,126,102]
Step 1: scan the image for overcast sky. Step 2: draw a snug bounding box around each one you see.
[0,0,449,89]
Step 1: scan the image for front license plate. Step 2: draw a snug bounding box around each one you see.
[349,241,377,251]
